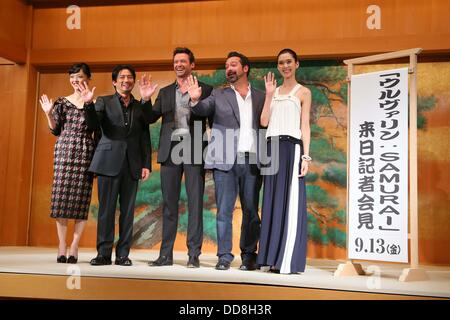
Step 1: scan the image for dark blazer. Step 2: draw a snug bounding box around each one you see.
[145,81,213,164]
[84,94,152,179]
[191,86,265,171]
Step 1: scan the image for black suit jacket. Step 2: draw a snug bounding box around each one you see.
[84,94,152,179]
[144,81,213,164]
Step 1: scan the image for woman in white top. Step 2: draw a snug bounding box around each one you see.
[257,48,312,274]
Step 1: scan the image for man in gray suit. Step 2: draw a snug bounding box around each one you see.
[187,52,265,271]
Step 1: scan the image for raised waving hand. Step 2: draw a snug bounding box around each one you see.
[187,75,202,103]
[264,72,277,96]
[138,74,158,101]
[75,81,96,104]
[39,94,54,114]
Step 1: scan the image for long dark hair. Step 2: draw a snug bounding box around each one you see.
[277,48,298,63]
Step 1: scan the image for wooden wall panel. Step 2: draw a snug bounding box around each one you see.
[0,1,36,245]
[0,0,31,63]
[29,0,450,67]
[0,0,29,45]
[0,63,37,245]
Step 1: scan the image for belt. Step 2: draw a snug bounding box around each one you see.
[172,135,188,142]
[237,151,253,158]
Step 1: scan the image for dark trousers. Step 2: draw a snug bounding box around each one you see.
[213,156,262,263]
[159,144,205,258]
[96,157,138,258]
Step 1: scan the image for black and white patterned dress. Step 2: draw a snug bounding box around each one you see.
[49,97,97,220]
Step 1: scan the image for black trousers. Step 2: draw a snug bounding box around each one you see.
[96,157,138,258]
[159,142,205,258]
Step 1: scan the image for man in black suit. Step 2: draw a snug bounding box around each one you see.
[79,65,158,266]
[146,48,213,268]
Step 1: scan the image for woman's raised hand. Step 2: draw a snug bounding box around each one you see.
[264,72,277,96]
[39,94,54,114]
[76,81,96,104]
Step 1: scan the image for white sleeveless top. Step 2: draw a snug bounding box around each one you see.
[266,84,302,140]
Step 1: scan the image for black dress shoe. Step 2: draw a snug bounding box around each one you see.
[90,255,112,266]
[215,259,231,270]
[57,255,67,263]
[187,256,200,268]
[148,256,173,266]
[115,256,132,266]
[67,256,78,264]
[239,260,257,271]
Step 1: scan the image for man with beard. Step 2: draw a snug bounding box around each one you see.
[187,52,265,271]
[146,47,213,268]
[80,65,158,266]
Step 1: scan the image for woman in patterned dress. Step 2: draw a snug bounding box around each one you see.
[39,63,98,264]
[257,49,312,274]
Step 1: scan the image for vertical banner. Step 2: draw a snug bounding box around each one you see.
[348,67,409,262]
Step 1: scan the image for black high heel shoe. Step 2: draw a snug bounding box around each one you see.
[67,256,78,264]
[57,255,67,263]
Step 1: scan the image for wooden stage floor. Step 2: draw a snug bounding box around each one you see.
[0,247,448,300]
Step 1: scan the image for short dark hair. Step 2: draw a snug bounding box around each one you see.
[277,48,299,63]
[68,62,91,79]
[112,64,136,81]
[227,51,250,76]
[173,47,195,64]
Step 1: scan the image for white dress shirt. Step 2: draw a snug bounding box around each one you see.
[231,84,256,154]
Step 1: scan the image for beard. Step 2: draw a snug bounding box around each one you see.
[226,71,239,83]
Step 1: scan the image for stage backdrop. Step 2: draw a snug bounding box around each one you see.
[30,60,450,265]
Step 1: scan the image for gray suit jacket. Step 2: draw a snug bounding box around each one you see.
[191,86,265,171]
